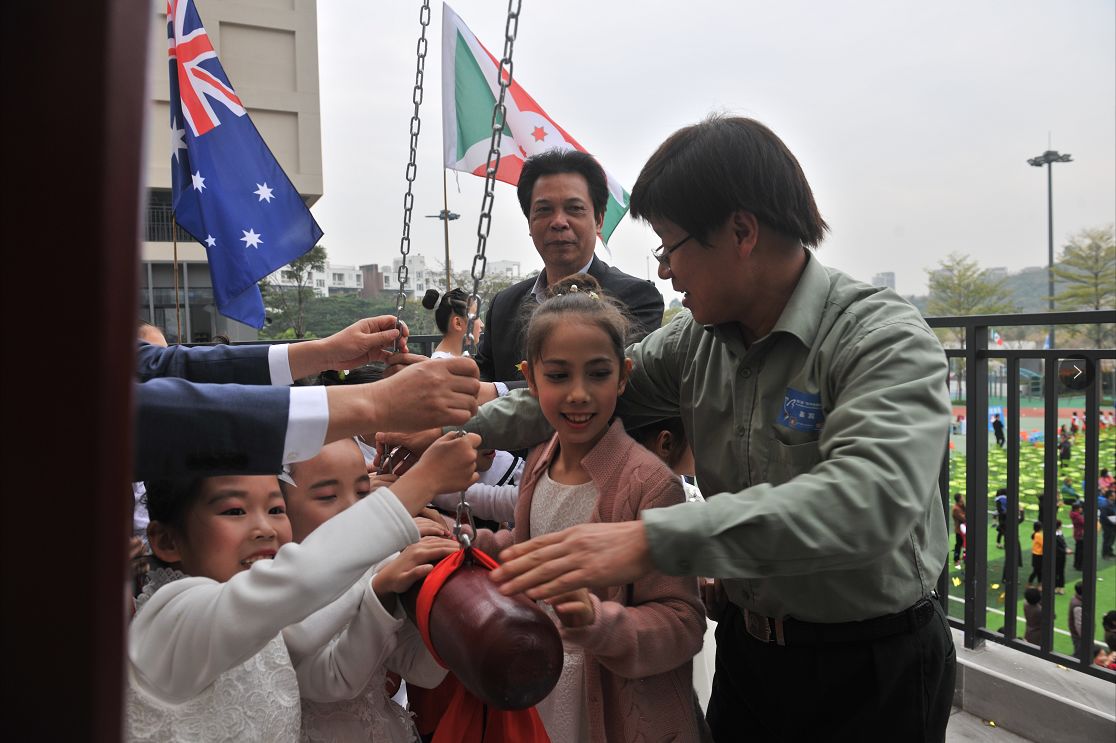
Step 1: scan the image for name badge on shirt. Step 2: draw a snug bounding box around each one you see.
[777,388,825,432]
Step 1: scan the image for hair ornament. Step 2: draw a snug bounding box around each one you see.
[570,284,579,292]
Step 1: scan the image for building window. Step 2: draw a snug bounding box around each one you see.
[332,273,343,283]
[355,274,362,284]
[384,276,391,287]
[316,279,325,288]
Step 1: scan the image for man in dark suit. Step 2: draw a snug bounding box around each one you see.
[474,149,664,385]
[134,316,481,480]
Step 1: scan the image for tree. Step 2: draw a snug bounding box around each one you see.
[1052,225,1116,347]
[927,253,1017,398]
[262,245,327,338]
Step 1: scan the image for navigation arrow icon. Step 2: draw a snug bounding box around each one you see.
[1073,365,1083,380]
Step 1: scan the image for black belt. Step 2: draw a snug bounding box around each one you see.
[736,596,938,647]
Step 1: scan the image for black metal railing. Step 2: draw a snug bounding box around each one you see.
[927,309,1116,682]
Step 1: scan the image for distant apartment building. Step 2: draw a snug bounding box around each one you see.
[871,271,896,291]
[266,262,363,297]
[139,0,322,343]
[357,257,522,300]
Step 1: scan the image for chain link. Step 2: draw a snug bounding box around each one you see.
[464,0,522,356]
[393,0,432,350]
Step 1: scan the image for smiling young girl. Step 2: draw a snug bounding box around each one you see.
[126,432,479,743]
[473,274,706,743]
[280,438,457,742]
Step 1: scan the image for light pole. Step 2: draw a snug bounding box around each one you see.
[1027,149,1072,349]
[426,209,460,290]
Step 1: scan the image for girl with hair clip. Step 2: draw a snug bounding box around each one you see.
[126,431,479,743]
[472,273,707,743]
[422,288,483,358]
[280,438,457,742]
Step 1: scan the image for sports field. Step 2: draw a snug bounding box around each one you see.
[945,426,1116,655]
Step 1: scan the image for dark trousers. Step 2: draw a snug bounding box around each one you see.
[1027,554,1043,585]
[706,601,956,743]
[1073,538,1084,570]
[953,533,964,562]
[1103,525,1116,557]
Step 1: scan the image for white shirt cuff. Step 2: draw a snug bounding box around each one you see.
[493,381,509,398]
[283,385,329,465]
[269,344,294,387]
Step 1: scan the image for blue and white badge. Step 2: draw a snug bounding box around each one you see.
[777,388,825,432]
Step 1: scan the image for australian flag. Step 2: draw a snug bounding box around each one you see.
[166,0,322,328]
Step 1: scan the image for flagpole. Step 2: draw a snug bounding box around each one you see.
[172,215,182,343]
[442,169,453,290]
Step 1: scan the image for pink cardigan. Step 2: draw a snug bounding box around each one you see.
[476,420,706,743]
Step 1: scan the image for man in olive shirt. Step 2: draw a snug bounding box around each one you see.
[469,116,955,740]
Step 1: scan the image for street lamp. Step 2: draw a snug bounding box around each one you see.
[1027,149,1072,348]
[426,209,460,290]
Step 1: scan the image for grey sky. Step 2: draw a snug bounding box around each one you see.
[311,0,1115,301]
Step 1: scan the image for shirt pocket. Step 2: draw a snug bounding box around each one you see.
[764,435,822,486]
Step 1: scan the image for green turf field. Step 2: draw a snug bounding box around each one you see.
[945,427,1116,655]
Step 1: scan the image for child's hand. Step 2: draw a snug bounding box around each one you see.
[391,432,481,515]
[373,536,461,600]
[367,472,398,491]
[414,514,452,538]
[549,588,595,628]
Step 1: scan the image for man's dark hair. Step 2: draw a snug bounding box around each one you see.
[630,114,828,247]
[1075,581,1083,596]
[516,149,609,221]
[1024,588,1041,605]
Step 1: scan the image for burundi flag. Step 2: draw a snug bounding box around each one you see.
[441,2,629,243]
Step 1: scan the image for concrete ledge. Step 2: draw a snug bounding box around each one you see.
[951,629,1115,743]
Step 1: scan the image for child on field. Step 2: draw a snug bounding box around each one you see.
[473,274,706,742]
[126,432,479,742]
[280,438,459,742]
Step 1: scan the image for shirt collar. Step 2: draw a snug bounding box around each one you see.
[709,249,829,352]
[531,255,596,304]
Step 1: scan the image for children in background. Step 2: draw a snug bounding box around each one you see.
[628,416,717,712]
[281,438,458,742]
[1022,588,1043,645]
[126,432,479,743]
[1053,520,1069,594]
[474,274,705,743]
[422,288,483,358]
[1027,521,1044,587]
[431,447,525,527]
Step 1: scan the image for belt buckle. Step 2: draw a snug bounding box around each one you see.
[743,609,785,645]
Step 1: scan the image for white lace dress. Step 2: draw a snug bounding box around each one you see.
[285,562,446,742]
[125,488,421,743]
[126,569,301,742]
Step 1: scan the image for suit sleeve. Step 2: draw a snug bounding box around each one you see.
[133,378,289,479]
[136,342,272,384]
[618,279,665,342]
[473,301,497,383]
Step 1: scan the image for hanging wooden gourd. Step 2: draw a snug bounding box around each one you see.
[402,546,562,710]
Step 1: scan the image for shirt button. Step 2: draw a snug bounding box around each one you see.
[285,451,300,463]
[741,367,752,378]
[736,426,747,436]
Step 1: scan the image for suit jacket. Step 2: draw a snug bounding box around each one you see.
[474,256,664,383]
[134,342,288,480]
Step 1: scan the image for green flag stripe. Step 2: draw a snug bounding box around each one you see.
[453,31,513,161]
[601,189,630,244]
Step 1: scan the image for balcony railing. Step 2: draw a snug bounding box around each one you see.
[926,309,1116,683]
[192,313,1116,681]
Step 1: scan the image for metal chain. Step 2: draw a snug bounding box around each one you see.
[463,0,521,357]
[455,0,522,544]
[393,0,432,351]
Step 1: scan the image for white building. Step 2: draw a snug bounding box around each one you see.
[139,0,322,342]
[487,260,522,279]
[266,262,363,297]
[871,271,896,291]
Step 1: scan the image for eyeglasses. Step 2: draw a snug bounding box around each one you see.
[652,234,694,269]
